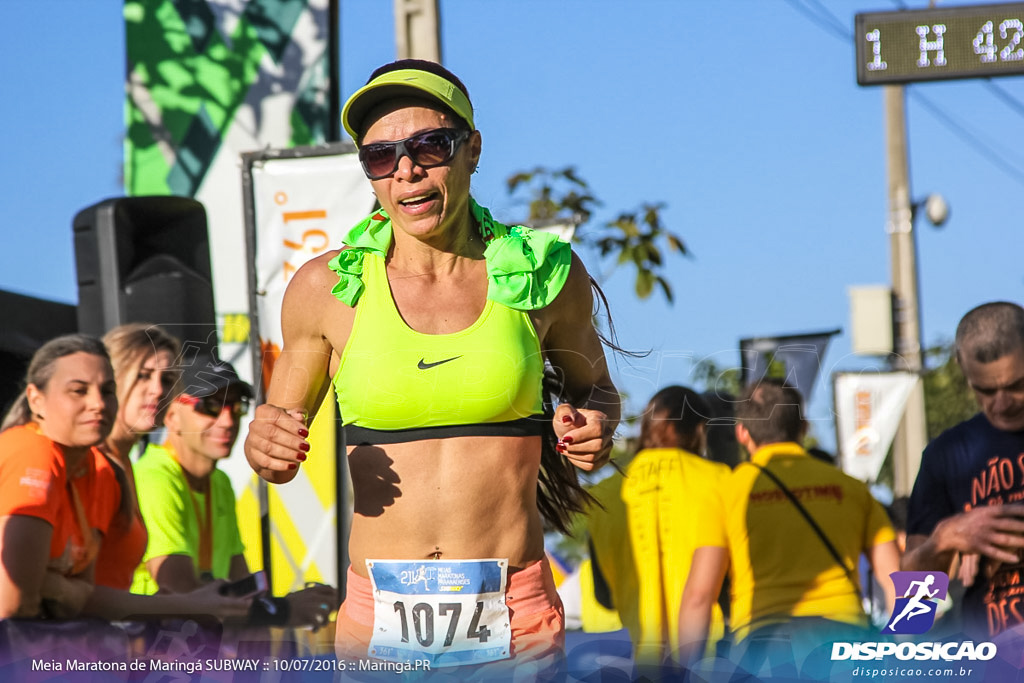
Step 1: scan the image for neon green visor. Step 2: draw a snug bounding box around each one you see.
[342,68,475,141]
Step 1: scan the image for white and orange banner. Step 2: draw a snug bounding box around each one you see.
[833,371,919,483]
[250,147,372,359]
[243,144,373,594]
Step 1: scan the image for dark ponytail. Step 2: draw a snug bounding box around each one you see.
[536,374,595,535]
[534,278,646,534]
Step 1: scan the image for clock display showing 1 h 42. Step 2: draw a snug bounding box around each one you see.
[856,2,1024,85]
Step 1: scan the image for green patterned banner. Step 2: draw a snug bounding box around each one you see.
[123,0,333,346]
[123,0,336,575]
[125,0,332,196]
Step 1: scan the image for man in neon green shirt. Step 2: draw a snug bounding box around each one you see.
[132,351,335,628]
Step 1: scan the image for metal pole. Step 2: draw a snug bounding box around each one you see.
[884,85,928,496]
[394,0,442,62]
[329,0,340,142]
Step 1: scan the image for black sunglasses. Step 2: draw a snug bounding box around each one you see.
[177,394,251,418]
[358,128,471,180]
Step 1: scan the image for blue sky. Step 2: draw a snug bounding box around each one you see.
[3,0,1024,452]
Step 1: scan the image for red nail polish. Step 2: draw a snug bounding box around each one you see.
[562,416,572,424]
[298,428,309,437]
[288,463,298,470]
[556,444,567,454]
[297,453,307,462]
[299,442,311,452]
[562,436,574,445]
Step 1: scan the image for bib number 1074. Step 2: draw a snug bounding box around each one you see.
[367,558,511,666]
[392,600,490,647]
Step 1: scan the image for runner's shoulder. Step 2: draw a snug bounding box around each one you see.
[286,248,350,305]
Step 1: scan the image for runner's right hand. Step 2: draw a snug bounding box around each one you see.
[244,404,309,483]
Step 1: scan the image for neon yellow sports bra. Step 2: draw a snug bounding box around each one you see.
[329,200,571,444]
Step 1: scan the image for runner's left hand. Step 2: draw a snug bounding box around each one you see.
[553,403,612,471]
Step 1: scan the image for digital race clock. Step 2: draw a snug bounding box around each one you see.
[855,3,1024,84]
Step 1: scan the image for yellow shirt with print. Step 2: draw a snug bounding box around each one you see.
[589,447,731,662]
[699,442,895,643]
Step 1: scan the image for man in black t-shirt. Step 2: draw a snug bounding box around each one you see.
[904,301,1024,638]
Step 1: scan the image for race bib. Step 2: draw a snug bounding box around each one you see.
[367,559,511,668]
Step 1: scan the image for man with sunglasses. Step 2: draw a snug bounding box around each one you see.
[132,351,335,630]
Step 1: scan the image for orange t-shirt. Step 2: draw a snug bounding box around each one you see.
[0,426,119,574]
[0,424,74,561]
[94,461,149,590]
[71,447,120,575]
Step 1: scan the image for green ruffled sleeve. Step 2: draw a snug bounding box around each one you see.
[483,225,572,310]
[326,210,393,306]
[326,249,366,306]
[328,200,571,310]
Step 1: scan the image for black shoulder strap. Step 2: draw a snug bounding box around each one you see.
[748,462,864,603]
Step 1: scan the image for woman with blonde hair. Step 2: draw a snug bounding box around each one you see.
[95,323,181,591]
[0,334,118,619]
[84,323,251,620]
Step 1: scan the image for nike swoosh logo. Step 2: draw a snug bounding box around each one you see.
[417,356,462,370]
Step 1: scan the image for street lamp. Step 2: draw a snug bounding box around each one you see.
[885,85,955,496]
[886,169,949,496]
[843,188,947,492]
[891,192,948,375]
[915,193,949,228]
[893,192,949,365]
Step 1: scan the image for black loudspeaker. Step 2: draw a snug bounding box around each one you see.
[73,196,218,348]
[0,290,78,418]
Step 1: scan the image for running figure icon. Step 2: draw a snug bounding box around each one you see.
[886,574,939,631]
[400,565,434,590]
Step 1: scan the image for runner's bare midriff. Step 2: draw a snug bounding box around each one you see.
[346,434,545,577]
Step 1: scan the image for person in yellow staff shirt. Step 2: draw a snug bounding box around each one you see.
[679,379,899,679]
[588,386,730,671]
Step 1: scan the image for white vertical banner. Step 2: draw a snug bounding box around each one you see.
[222,147,372,494]
[833,371,919,483]
[242,144,374,592]
[251,149,373,349]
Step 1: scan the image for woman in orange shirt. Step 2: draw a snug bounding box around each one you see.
[0,334,118,619]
